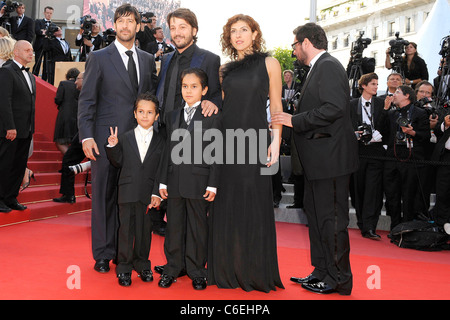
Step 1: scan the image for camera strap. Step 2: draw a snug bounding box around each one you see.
[361,100,374,129]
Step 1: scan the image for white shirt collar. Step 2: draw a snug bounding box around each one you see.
[184,101,201,110]
[136,124,153,135]
[115,40,137,56]
[13,59,24,69]
[309,50,326,69]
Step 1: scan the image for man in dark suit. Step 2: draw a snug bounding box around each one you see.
[0,40,36,213]
[75,21,103,62]
[382,86,430,230]
[45,26,72,85]
[271,23,358,295]
[349,72,388,240]
[145,27,173,60]
[78,4,158,274]
[152,7,221,243]
[11,3,34,43]
[32,6,53,80]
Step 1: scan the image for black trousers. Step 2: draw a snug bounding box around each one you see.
[383,160,422,229]
[353,157,384,233]
[164,197,209,279]
[303,174,352,295]
[116,201,153,274]
[59,135,85,197]
[435,151,450,226]
[0,135,31,203]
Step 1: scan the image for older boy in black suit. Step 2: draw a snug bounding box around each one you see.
[106,93,165,287]
[158,68,221,290]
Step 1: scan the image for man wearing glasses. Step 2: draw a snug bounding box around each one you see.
[382,86,430,230]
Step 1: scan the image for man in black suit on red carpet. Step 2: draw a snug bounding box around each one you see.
[271,23,358,295]
[32,6,53,80]
[0,40,36,213]
[78,4,157,274]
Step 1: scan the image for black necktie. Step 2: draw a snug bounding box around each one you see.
[165,54,179,113]
[125,50,138,94]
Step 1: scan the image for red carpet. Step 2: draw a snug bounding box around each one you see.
[0,211,449,303]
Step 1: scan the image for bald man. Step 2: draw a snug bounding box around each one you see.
[0,40,36,212]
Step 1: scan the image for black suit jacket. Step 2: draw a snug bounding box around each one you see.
[156,44,221,116]
[380,104,430,160]
[11,15,34,43]
[350,96,389,155]
[78,41,158,143]
[146,40,174,60]
[159,107,222,199]
[0,62,36,138]
[46,38,72,62]
[106,128,165,205]
[33,19,51,51]
[291,52,359,180]
[432,120,450,161]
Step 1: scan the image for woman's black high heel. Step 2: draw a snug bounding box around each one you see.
[20,169,35,192]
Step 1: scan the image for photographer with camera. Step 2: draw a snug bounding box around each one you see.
[75,16,103,62]
[136,12,156,52]
[44,26,72,85]
[145,26,173,61]
[32,6,53,80]
[381,86,430,230]
[385,35,428,89]
[350,73,388,240]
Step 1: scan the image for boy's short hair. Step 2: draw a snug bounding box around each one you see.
[180,67,208,89]
[134,92,160,114]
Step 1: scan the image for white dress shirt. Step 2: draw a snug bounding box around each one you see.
[13,59,33,94]
[135,124,154,163]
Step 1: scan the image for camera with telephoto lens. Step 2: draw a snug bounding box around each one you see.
[103,28,116,47]
[357,123,373,145]
[80,15,96,40]
[45,23,58,40]
[439,35,449,58]
[396,114,411,144]
[1,0,19,14]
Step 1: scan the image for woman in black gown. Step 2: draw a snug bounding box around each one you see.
[208,14,284,293]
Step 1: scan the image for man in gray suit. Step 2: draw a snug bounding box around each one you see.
[78,4,157,273]
[272,23,358,295]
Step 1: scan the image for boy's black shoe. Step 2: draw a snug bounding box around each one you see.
[192,277,207,290]
[158,274,175,288]
[139,270,153,282]
[117,273,132,286]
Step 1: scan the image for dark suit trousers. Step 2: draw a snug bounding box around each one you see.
[383,161,420,229]
[116,201,153,274]
[59,136,85,197]
[164,197,209,279]
[353,157,384,232]
[0,135,31,202]
[435,151,450,226]
[304,174,352,294]
[90,155,119,261]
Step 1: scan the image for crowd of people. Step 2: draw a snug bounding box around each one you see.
[1,2,449,298]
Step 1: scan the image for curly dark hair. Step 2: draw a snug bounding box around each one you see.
[220,14,265,60]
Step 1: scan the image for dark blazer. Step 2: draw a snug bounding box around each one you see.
[106,128,165,205]
[432,119,450,161]
[350,96,389,154]
[11,15,34,43]
[33,19,51,52]
[380,104,430,160]
[159,107,222,199]
[75,34,104,62]
[291,52,359,180]
[145,40,174,60]
[0,62,36,138]
[156,44,222,114]
[46,38,72,62]
[78,41,158,143]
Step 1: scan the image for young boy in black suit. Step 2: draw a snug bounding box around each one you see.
[106,93,165,287]
[158,68,221,290]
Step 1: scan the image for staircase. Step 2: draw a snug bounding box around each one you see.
[0,132,91,227]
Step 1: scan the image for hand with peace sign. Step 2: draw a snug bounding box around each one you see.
[108,126,119,147]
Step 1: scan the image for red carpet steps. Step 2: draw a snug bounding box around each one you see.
[0,132,91,227]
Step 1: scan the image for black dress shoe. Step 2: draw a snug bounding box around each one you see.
[139,270,153,282]
[362,230,381,240]
[158,274,175,288]
[53,195,76,204]
[301,281,337,294]
[192,277,207,290]
[117,273,132,286]
[290,273,319,284]
[302,281,351,295]
[5,199,27,211]
[154,265,187,277]
[0,201,12,213]
[94,259,110,273]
